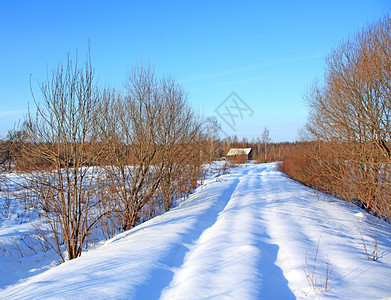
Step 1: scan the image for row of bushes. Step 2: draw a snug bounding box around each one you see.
[280,142,391,222]
[280,16,391,223]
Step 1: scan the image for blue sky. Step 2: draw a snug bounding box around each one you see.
[0,1,390,141]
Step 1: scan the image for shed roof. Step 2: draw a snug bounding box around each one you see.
[226,148,252,156]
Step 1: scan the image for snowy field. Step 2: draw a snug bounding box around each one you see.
[1,162,391,299]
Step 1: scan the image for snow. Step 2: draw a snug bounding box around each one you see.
[1,162,391,299]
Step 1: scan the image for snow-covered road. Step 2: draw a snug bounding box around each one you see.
[1,163,391,299]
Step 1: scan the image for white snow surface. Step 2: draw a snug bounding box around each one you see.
[1,163,391,299]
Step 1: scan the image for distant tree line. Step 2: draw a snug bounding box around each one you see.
[280,16,391,223]
[202,130,299,164]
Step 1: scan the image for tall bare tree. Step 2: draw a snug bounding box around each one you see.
[99,66,203,231]
[18,52,108,261]
[204,117,221,163]
[262,127,270,162]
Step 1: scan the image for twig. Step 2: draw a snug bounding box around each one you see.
[170,244,182,267]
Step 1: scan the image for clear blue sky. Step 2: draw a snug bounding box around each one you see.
[0,0,390,141]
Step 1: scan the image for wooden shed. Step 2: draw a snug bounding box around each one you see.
[226,148,253,161]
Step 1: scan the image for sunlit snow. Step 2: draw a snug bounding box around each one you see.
[1,163,390,299]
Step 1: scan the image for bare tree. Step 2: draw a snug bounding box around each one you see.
[262,127,271,162]
[0,139,11,172]
[17,52,109,261]
[0,130,24,171]
[158,77,203,210]
[204,117,222,162]
[99,66,203,231]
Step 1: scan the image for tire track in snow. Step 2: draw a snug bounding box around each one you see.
[257,165,345,296]
[160,165,294,299]
[131,174,242,299]
[259,164,381,298]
